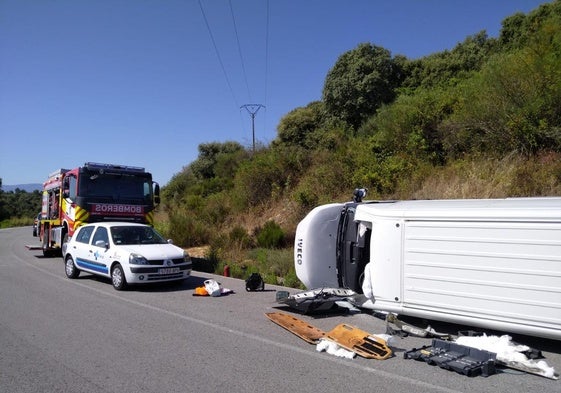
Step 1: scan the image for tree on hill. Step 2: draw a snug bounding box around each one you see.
[275,102,325,148]
[499,0,561,50]
[401,31,495,91]
[322,43,403,130]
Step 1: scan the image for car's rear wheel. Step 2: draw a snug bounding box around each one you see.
[111,263,127,290]
[65,255,80,279]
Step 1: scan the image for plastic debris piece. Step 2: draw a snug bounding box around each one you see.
[204,279,222,297]
[404,339,497,377]
[316,338,356,359]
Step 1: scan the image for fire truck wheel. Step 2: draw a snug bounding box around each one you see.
[42,229,53,258]
[64,256,80,279]
[111,264,127,291]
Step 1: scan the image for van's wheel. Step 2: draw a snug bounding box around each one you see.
[65,255,80,279]
[111,264,127,290]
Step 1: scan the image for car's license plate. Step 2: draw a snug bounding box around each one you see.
[158,267,180,274]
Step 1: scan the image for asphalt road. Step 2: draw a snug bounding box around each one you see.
[1,226,559,393]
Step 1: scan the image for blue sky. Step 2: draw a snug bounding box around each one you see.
[0,0,548,187]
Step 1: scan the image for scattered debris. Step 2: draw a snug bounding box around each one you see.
[276,287,360,314]
[265,311,392,360]
[386,313,451,339]
[265,312,326,344]
[193,279,234,296]
[25,245,42,250]
[269,296,558,379]
[245,273,265,291]
[455,334,558,380]
[204,279,222,297]
[404,339,497,377]
[193,286,210,296]
[325,323,392,360]
[316,338,356,359]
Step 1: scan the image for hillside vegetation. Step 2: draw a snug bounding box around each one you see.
[158,1,561,287]
[0,179,42,228]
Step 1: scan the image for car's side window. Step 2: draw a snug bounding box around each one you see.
[76,226,94,244]
[92,227,109,247]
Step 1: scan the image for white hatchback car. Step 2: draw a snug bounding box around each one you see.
[64,222,192,290]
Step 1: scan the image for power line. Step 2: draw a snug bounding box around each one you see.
[263,0,270,136]
[198,1,270,147]
[198,0,239,108]
[229,0,252,102]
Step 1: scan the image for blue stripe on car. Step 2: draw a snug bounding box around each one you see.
[76,258,109,274]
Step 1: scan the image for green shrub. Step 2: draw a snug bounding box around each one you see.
[167,207,213,247]
[229,225,253,249]
[255,220,285,248]
[283,270,305,289]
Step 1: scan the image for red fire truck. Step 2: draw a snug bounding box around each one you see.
[39,162,160,257]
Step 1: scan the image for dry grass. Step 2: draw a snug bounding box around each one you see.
[408,153,561,200]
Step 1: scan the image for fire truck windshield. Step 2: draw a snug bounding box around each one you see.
[78,173,152,203]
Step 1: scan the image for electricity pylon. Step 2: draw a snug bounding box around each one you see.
[241,104,265,153]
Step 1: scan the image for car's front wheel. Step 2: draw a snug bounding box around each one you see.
[111,263,127,290]
[65,255,80,279]
[61,232,69,258]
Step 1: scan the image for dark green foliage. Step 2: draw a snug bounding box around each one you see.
[0,180,42,225]
[322,43,403,129]
[166,206,212,247]
[276,101,326,148]
[292,149,353,208]
[255,220,285,249]
[370,87,457,166]
[401,31,495,91]
[442,19,561,156]
[161,141,250,246]
[232,145,308,210]
[499,0,561,50]
[190,141,246,180]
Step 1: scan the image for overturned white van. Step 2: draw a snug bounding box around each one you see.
[294,196,561,340]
